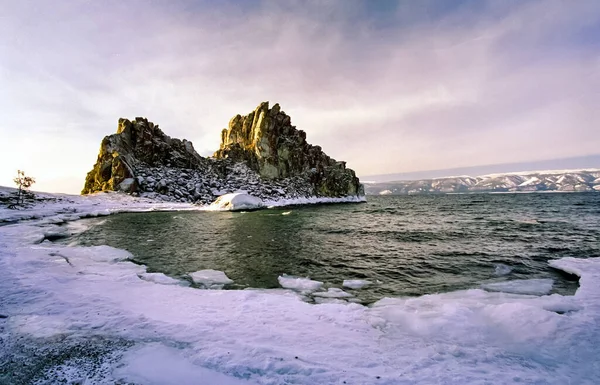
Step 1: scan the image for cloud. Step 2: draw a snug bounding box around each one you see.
[0,0,598,193]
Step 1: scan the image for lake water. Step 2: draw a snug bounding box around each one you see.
[68,193,600,303]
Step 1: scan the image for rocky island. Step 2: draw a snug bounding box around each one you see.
[82,102,364,205]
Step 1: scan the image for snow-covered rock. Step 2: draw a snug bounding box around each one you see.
[207,193,265,211]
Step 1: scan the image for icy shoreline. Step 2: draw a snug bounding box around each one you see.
[0,188,366,221]
[1,189,599,384]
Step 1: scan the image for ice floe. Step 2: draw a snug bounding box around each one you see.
[312,288,354,298]
[493,263,513,276]
[342,279,372,289]
[277,275,324,292]
[481,278,554,295]
[313,297,349,305]
[189,269,234,289]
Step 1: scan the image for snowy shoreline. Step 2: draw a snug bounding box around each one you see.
[1,189,599,384]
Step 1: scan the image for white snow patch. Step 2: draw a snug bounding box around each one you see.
[518,177,540,187]
[278,275,323,292]
[481,279,554,296]
[189,269,234,289]
[342,279,372,289]
[115,343,257,385]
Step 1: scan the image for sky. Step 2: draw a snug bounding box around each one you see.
[1,0,599,193]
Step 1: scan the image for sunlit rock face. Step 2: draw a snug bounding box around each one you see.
[82,103,364,203]
[82,118,204,194]
[215,102,363,197]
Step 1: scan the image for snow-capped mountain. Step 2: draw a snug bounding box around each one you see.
[364,169,600,195]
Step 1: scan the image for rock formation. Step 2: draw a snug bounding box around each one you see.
[214,102,362,197]
[82,118,203,194]
[82,102,364,203]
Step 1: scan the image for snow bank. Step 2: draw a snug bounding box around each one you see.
[139,272,189,286]
[189,269,234,289]
[342,279,372,289]
[481,278,554,296]
[277,275,323,292]
[0,188,199,225]
[206,193,265,211]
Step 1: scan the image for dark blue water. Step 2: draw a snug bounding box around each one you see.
[68,193,600,303]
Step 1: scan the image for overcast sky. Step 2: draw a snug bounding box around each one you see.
[1,0,599,193]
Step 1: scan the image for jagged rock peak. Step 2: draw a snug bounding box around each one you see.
[215,101,362,197]
[81,117,203,194]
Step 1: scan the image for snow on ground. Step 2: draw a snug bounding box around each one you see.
[189,269,234,289]
[1,188,600,384]
[138,272,189,286]
[114,343,257,385]
[343,279,372,289]
[481,278,554,296]
[0,189,199,224]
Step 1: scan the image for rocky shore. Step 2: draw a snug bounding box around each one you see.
[82,102,363,204]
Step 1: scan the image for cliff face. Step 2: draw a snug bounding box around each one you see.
[82,102,364,202]
[214,102,362,197]
[82,118,203,194]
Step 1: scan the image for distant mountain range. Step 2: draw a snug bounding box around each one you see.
[364,169,600,195]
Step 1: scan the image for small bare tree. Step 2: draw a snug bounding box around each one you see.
[13,170,35,205]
